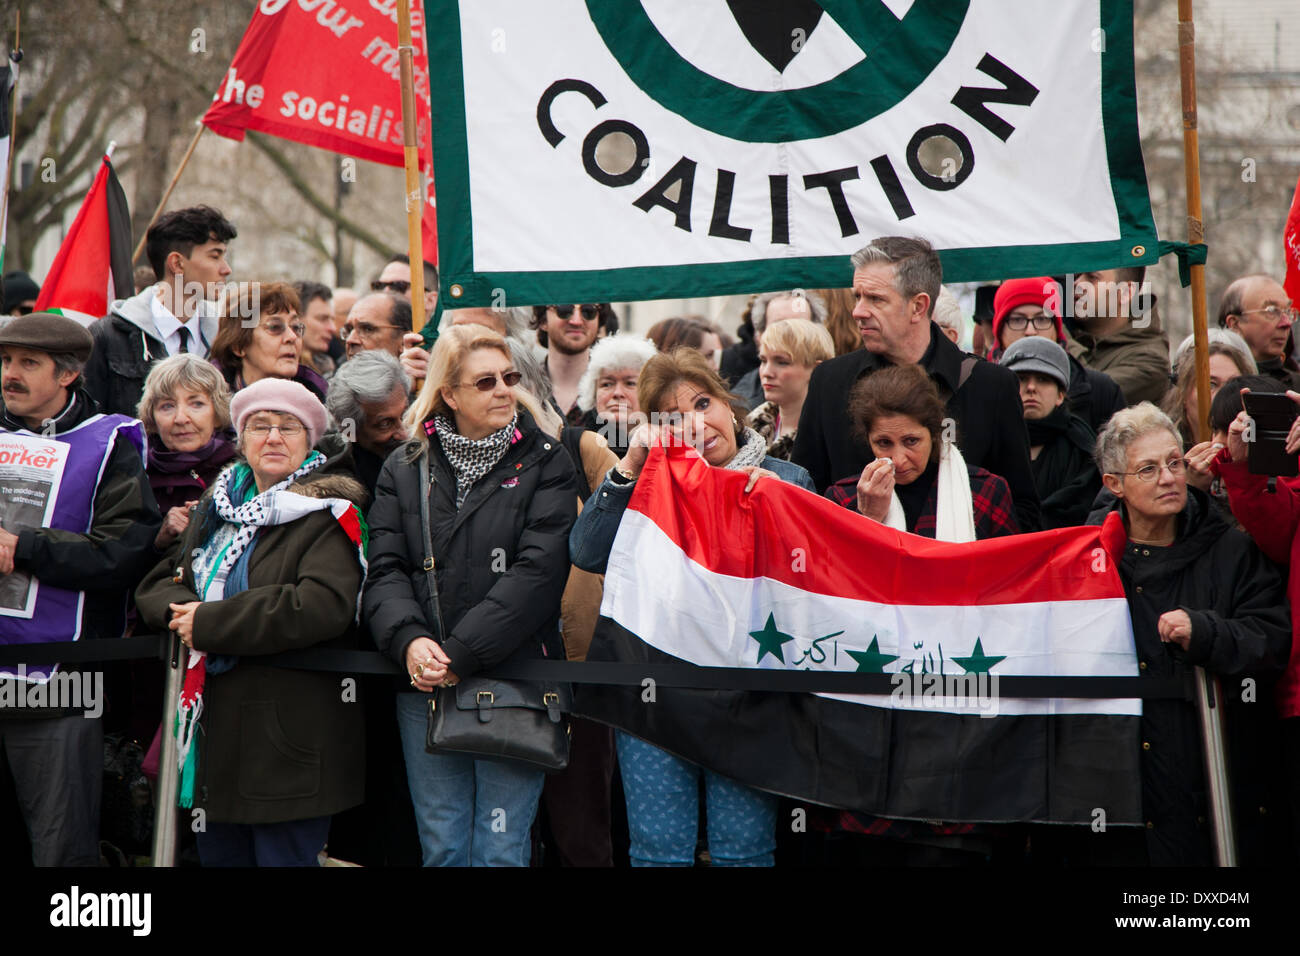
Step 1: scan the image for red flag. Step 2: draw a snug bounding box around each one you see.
[203,0,432,173]
[33,154,134,325]
[1285,173,1300,307]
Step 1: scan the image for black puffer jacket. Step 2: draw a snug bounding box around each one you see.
[1090,488,1292,865]
[364,408,576,679]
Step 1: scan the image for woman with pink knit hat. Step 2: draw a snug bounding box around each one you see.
[136,377,368,866]
[989,276,1125,433]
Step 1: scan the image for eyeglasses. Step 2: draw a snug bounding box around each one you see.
[1114,457,1188,482]
[371,279,411,294]
[1004,313,1057,331]
[553,305,600,321]
[341,321,403,339]
[261,320,306,338]
[1239,305,1299,323]
[458,370,523,391]
[245,421,305,439]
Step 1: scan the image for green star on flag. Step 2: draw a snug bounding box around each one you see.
[951,637,1005,674]
[846,635,899,673]
[748,613,796,664]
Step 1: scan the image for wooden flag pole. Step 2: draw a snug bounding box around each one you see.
[1178,0,1211,442]
[1177,0,1236,867]
[0,10,22,253]
[131,121,206,264]
[396,0,426,332]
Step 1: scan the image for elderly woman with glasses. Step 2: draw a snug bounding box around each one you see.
[209,281,328,401]
[364,323,576,867]
[1085,402,1289,866]
[136,378,369,866]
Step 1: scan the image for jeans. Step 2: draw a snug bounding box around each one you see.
[196,816,331,867]
[396,693,545,867]
[616,732,776,866]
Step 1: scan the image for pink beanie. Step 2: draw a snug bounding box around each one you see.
[230,378,327,447]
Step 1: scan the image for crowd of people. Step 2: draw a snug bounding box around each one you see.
[1,205,1299,869]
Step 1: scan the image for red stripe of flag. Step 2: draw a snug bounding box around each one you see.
[626,445,1128,608]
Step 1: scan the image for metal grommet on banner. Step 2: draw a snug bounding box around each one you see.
[449,284,464,298]
[1130,244,1146,257]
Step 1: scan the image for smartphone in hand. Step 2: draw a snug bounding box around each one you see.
[1242,390,1299,478]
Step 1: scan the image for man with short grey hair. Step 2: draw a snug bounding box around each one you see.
[324,349,411,498]
[792,236,1040,530]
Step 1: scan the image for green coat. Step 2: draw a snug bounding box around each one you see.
[1066,304,1170,407]
[136,461,368,825]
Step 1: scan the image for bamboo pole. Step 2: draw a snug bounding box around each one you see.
[1178,0,1212,442]
[131,121,206,264]
[396,0,426,332]
[1178,0,1235,866]
[0,10,21,258]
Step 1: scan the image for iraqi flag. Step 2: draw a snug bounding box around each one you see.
[32,153,133,326]
[576,445,1144,825]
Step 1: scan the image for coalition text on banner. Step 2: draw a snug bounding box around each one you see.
[430,0,1159,306]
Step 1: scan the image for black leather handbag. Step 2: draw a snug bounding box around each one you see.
[417,452,571,772]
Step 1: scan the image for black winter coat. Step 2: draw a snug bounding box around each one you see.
[1066,353,1125,434]
[791,323,1041,530]
[364,409,577,681]
[1090,489,1292,865]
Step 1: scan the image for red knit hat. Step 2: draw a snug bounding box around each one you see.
[991,277,1066,350]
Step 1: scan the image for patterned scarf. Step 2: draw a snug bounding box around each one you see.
[724,426,769,471]
[175,451,370,807]
[433,411,518,507]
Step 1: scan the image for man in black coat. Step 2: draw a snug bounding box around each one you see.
[791,237,1040,530]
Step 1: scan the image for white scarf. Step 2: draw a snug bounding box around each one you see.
[882,439,976,542]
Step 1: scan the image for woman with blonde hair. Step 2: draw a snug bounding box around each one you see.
[364,323,577,866]
[748,318,834,460]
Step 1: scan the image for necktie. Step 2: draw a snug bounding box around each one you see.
[177,327,191,354]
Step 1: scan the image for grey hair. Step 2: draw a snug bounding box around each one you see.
[1095,402,1183,476]
[751,290,828,334]
[137,353,232,434]
[1216,273,1278,328]
[931,286,962,332]
[576,335,658,411]
[326,349,410,431]
[51,352,88,382]
[506,337,553,406]
[1171,327,1257,376]
[849,236,942,317]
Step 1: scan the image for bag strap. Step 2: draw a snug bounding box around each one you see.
[417,452,449,644]
[561,426,593,501]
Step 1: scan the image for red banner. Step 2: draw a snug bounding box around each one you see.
[1286,173,1300,308]
[203,0,432,172]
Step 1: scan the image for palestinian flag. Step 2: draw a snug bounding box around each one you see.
[576,445,1143,825]
[32,153,133,326]
[0,57,16,271]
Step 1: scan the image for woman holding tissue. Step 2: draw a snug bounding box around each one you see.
[824,364,1019,540]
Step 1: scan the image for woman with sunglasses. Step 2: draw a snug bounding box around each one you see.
[364,323,577,866]
[1078,402,1290,866]
[209,281,328,401]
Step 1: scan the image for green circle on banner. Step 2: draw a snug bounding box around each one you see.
[585,0,971,143]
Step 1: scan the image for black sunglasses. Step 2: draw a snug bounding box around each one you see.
[553,304,600,321]
[371,279,411,294]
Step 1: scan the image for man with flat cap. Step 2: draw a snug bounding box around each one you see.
[0,312,160,866]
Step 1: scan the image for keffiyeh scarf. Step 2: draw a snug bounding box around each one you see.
[433,411,519,507]
[174,451,369,807]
